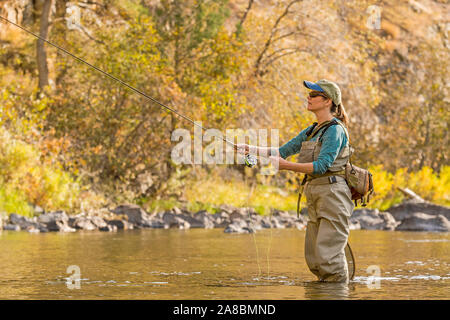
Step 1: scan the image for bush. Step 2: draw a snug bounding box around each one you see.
[0,127,81,216]
[367,165,450,211]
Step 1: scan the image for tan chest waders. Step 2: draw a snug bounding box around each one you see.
[296,119,355,282]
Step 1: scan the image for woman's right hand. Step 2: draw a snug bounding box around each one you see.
[234,144,250,154]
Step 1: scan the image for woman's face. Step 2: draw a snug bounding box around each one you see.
[307,91,332,112]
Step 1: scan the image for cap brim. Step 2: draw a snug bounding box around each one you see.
[303,80,324,92]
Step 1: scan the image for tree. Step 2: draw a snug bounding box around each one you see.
[36,0,52,92]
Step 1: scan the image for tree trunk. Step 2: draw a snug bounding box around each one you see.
[36,0,52,92]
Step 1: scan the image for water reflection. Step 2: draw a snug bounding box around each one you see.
[303,281,352,300]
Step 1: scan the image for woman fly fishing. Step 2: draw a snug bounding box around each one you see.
[236,79,354,283]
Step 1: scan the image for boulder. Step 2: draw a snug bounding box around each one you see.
[37,211,75,232]
[38,211,68,224]
[210,211,230,228]
[395,213,450,232]
[162,212,190,229]
[192,210,215,229]
[229,210,245,221]
[3,224,20,231]
[261,216,273,228]
[68,215,97,231]
[9,213,49,232]
[224,219,255,234]
[111,204,150,226]
[218,204,237,214]
[349,220,361,230]
[350,209,398,231]
[285,217,306,229]
[10,213,36,229]
[270,217,286,229]
[388,200,450,221]
[26,225,41,233]
[140,214,165,228]
[99,224,117,232]
[245,215,263,231]
[272,209,291,218]
[229,207,256,221]
[272,210,298,227]
[107,219,134,230]
[90,216,108,229]
[171,206,183,215]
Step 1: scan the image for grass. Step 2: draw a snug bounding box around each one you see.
[140,173,301,215]
[140,165,450,216]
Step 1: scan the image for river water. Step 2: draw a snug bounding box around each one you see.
[0,229,448,299]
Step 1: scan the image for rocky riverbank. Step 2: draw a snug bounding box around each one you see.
[0,199,449,234]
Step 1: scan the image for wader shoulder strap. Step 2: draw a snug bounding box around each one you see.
[305,120,333,141]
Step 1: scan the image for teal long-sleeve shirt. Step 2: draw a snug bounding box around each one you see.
[278,118,348,175]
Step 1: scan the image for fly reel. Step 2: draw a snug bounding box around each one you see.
[244,154,257,168]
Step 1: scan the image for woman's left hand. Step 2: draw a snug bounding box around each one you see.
[269,156,288,170]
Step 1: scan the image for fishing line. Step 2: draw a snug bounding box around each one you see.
[2,15,273,280]
[0,15,240,148]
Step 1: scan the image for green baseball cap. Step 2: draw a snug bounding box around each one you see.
[303,79,342,106]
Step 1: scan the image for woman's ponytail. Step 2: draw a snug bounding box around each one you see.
[331,102,349,127]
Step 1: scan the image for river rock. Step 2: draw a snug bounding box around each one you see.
[141,216,165,228]
[107,219,134,230]
[38,211,75,232]
[224,219,255,234]
[261,216,273,228]
[350,209,398,231]
[229,210,245,221]
[90,216,108,229]
[111,204,150,226]
[9,213,35,229]
[38,211,68,224]
[246,214,263,230]
[284,218,307,229]
[171,206,183,215]
[210,211,230,228]
[349,220,361,230]
[193,210,215,229]
[3,224,21,231]
[99,224,117,232]
[388,200,450,221]
[270,217,286,229]
[395,213,450,232]
[9,213,49,232]
[272,210,300,227]
[162,212,190,229]
[176,213,210,228]
[218,204,237,214]
[70,216,97,231]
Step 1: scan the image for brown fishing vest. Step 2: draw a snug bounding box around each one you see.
[297,119,351,179]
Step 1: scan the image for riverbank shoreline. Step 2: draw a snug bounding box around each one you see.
[1,199,449,234]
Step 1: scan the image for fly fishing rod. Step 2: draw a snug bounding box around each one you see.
[0,15,258,167]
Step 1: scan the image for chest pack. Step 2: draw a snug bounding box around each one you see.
[301,119,374,207]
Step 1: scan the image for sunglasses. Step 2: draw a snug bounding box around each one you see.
[308,91,329,99]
